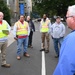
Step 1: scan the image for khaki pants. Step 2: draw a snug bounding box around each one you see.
[0,40,8,65]
[41,32,50,50]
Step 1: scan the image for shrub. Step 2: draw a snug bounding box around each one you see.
[0,0,11,25]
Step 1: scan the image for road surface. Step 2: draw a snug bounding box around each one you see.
[0,22,71,75]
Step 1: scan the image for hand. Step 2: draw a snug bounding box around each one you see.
[14,37,18,40]
[51,36,53,39]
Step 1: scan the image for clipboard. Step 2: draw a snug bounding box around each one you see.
[2,30,9,34]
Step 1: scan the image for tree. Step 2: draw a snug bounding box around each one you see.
[0,0,11,25]
[32,0,75,17]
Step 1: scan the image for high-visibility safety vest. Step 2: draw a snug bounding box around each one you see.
[15,21,28,36]
[0,21,8,38]
[40,20,50,32]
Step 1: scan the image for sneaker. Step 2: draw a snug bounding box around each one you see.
[1,64,10,68]
[55,55,59,58]
[45,50,49,53]
[17,56,21,60]
[28,45,31,48]
[23,52,30,57]
[28,45,33,48]
[30,45,33,48]
[40,49,45,51]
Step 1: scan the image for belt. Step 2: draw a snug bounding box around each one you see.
[18,35,28,38]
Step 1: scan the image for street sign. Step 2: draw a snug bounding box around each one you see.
[19,3,24,15]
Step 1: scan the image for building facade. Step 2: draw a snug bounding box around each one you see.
[10,0,32,16]
[4,0,32,21]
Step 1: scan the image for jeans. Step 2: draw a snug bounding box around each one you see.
[53,37,63,56]
[28,31,33,46]
[17,37,28,56]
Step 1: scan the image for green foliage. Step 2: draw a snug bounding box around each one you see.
[32,0,75,17]
[0,0,11,25]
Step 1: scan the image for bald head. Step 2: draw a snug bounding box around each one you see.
[0,12,4,21]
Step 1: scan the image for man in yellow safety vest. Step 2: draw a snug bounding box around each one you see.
[13,15,30,60]
[40,14,51,53]
[0,12,11,68]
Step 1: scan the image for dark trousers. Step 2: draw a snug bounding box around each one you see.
[28,31,33,46]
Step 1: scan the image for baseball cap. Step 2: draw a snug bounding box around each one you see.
[56,16,61,19]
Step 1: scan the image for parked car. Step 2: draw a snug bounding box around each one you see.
[31,12,40,19]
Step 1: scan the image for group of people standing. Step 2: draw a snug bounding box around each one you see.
[0,4,75,75]
[0,12,35,67]
[13,13,66,61]
[40,14,65,58]
[0,11,66,68]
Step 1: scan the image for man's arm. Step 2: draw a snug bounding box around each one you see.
[27,23,30,36]
[60,24,65,37]
[32,22,35,32]
[39,21,42,32]
[7,23,11,32]
[50,24,54,36]
[13,24,18,40]
[48,22,51,34]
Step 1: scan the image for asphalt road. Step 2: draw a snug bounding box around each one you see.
[0,22,71,75]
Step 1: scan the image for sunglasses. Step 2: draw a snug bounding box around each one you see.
[65,16,73,19]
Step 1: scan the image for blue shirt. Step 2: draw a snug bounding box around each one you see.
[53,31,75,75]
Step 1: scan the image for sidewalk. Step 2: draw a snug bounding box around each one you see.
[8,27,15,47]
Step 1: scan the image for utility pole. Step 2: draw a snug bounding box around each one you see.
[7,0,10,8]
[14,0,19,21]
[7,0,9,5]
[25,0,32,16]
[14,0,17,21]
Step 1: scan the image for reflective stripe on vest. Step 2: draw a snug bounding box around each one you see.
[0,21,8,38]
[41,21,49,32]
[16,21,28,35]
